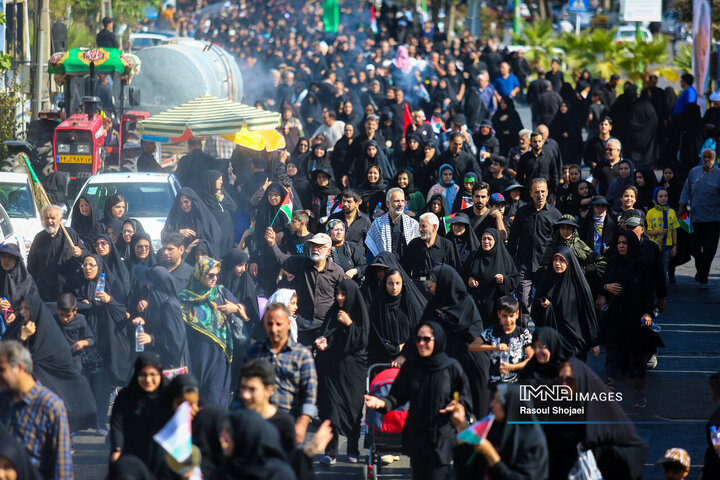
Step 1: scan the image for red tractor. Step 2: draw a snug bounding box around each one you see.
[51,97,150,193]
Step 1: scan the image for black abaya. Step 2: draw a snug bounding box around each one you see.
[316,280,368,454]
[73,254,132,385]
[70,195,102,248]
[199,170,237,255]
[6,295,97,431]
[162,187,223,258]
[0,243,38,308]
[462,228,518,323]
[380,321,473,467]
[531,245,599,355]
[628,93,659,168]
[418,265,490,418]
[94,233,132,299]
[367,267,427,365]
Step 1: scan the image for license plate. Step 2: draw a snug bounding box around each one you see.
[58,155,92,164]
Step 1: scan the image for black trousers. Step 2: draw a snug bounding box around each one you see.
[691,221,720,283]
[605,345,646,394]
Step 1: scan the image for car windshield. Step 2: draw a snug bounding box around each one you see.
[79,182,175,217]
[0,183,36,219]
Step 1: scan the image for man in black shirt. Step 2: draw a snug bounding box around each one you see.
[96,17,119,49]
[160,233,194,294]
[534,83,563,127]
[460,182,507,241]
[591,137,623,196]
[544,58,564,92]
[506,178,561,326]
[583,116,613,170]
[175,137,217,192]
[516,131,559,200]
[484,155,514,194]
[327,189,371,247]
[437,132,482,185]
[401,213,458,297]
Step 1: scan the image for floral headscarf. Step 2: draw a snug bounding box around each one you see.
[179,257,233,362]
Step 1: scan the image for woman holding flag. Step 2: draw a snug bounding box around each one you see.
[364,320,472,480]
[250,182,292,296]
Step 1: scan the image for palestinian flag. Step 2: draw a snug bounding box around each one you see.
[272,191,293,226]
[460,197,472,210]
[430,115,447,134]
[457,413,495,444]
[442,212,457,234]
[369,4,378,34]
[678,211,693,234]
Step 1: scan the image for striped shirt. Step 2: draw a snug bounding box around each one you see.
[246,339,318,419]
[0,384,73,480]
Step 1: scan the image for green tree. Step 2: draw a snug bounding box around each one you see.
[673,43,692,74]
[616,36,679,84]
[558,28,622,79]
[0,12,11,72]
[511,19,557,70]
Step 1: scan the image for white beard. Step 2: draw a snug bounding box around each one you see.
[45,225,59,235]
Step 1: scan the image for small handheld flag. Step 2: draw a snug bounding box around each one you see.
[154,401,193,463]
[270,190,293,227]
[457,413,495,445]
[442,213,457,234]
[678,211,693,234]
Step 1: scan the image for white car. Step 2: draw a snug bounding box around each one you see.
[615,25,653,43]
[0,172,45,257]
[69,172,181,251]
[0,203,32,261]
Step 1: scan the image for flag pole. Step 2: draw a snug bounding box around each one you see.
[269,208,282,228]
[21,154,76,249]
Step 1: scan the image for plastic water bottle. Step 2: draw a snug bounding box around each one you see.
[326,198,333,217]
[373,202,384,217]
[480,146,487,162]
[649,308,662,334]
[135,323,145,352]
[94,273,106,301]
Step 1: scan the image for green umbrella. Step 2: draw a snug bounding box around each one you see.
[138,95,281,138]
[48,47,135,76]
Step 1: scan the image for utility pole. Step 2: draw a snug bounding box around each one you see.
[31,0,50,119]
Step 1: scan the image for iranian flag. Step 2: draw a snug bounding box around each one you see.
[271,191,293,226]
[457,413,495,444]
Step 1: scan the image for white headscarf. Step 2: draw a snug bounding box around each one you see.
[264,289,298,343]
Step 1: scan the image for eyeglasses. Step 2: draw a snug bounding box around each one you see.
[81,263,98,269]
[416,335,435,344]
[135,244,151,250]
[121,229,134,234]
[205,272,219,279]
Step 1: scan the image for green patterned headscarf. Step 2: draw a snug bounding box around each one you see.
[179,257,233,362]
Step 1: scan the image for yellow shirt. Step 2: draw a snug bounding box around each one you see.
[646,206,678,248]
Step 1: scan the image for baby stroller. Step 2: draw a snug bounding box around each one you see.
[363,363,408,480]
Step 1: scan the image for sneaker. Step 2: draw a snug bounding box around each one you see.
[96,428,109,436]
[646,354,658,369]
[633,397,647,408]
[380,455,395,465]
[347,455,359,464]
[319,456,336,466]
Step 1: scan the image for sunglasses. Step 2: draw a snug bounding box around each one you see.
[205,272,219,279]
[416,335,435,344]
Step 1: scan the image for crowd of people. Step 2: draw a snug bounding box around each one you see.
[2,1,720,479]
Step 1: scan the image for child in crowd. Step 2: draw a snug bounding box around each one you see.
[469,295,533,385]
[55,293,107,434]
[654,448,690,480]
[646,186,679,279]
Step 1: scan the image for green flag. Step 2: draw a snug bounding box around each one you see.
[322,0,340,33]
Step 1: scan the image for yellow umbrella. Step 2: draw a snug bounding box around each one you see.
[222,127,286,152]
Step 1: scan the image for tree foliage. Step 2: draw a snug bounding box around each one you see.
[0,12,11,73]
[512,19,557,70]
